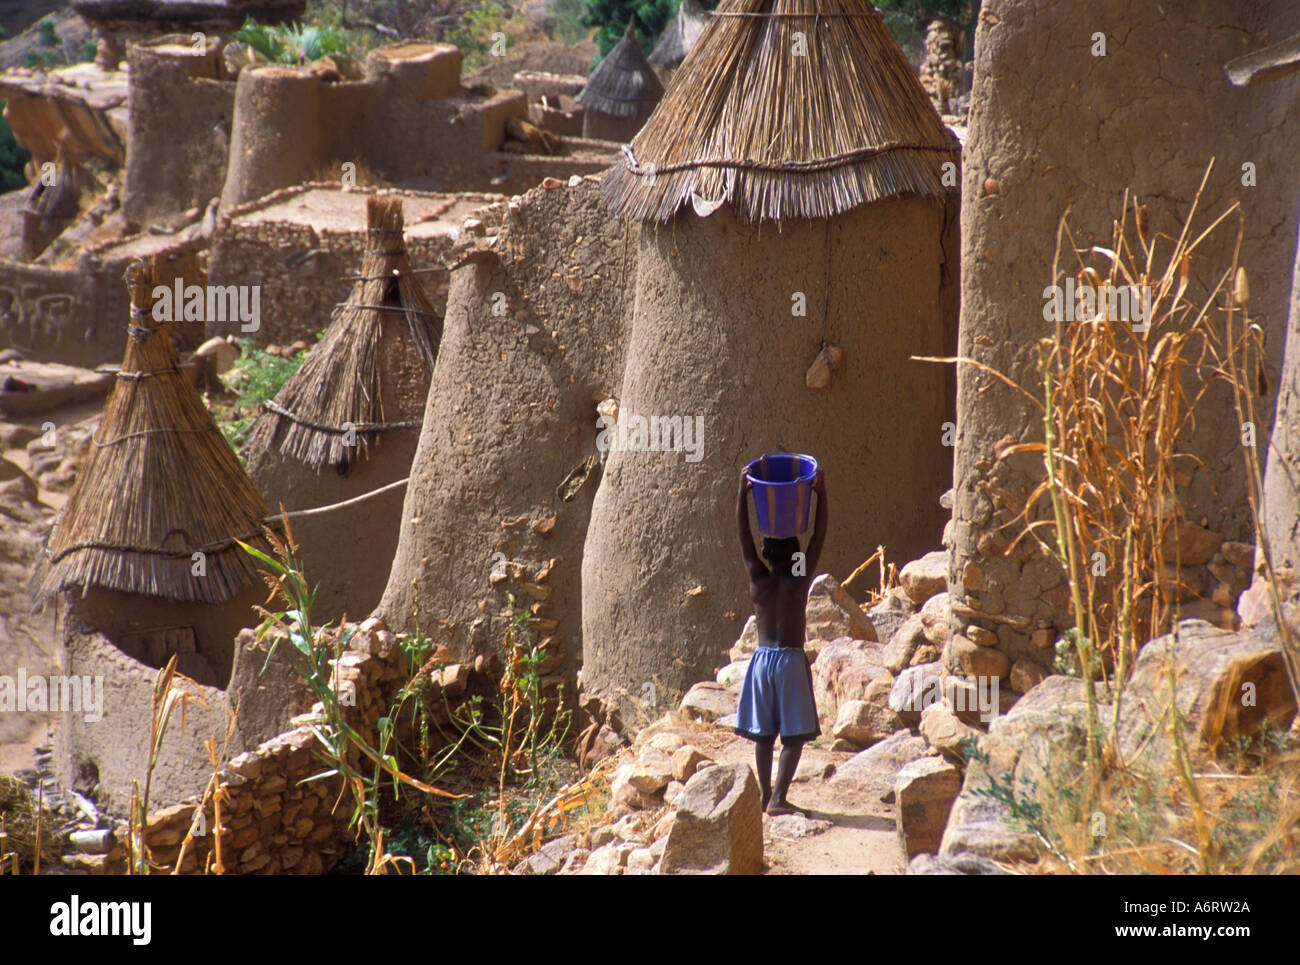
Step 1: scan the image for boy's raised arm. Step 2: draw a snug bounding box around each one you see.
[738,469,766,581]
[805,469,828,574]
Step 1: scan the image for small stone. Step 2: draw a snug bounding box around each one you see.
[966,625,998,647]
[919,701,980,759]
[1009,659,1049,694]
[680,682,738,723]
[946,635,1010,679]
[671,745,711,783]
[900,551,948,605]
[831,697,903,748]
[629,748,673,795]
[895,757,962,858]
[660,763,763,875]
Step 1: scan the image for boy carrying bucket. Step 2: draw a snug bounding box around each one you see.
[735,462,827,816]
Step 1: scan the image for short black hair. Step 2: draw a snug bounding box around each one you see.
[761,536,802,566]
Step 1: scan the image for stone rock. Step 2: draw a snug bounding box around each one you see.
[867,591,916,645]
[881,615,927,674]
[793,757,835,783]
[660,763,763,875]
[812,637,890,718]
[919,701,980,759]
[558,849,589,874]
[626,847,657,874]
[663,780,685,806]
[578,843,632,875]
[1009,659,1048,694]
[888,661,943,723]
[610,763,659,811]
[945,634,1010,680]
[920,592,952,646]
[900,551,948,604]
[895,757,962,858]
[525,833,577,875]
[766,812,831,838]
[646,730,688,754]
[806,573,878,642]
[729,615,760,662]
[1160,520,1222,566]
[671,745,711,783]
[715,659,749,691]
[940,675,1096,865]
[966,625,998,647]
[1117,618,1297,763]
[829,730,930,803]
[679,681,738,723]
[629,748,673,794]
[907,853,964,875]
[831,696,903,749]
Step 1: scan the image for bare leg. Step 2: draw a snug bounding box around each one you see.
[767,740,805,815]
[754,738,775,810]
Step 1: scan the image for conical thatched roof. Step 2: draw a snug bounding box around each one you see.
[34,259,272,606]
[649,0,709,68]
[577,21,665,118]
[245,196,440,472]
[603,0,960,223]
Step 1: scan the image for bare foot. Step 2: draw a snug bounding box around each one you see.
[766,800,809,817]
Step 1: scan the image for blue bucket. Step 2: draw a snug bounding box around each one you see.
[744,453,818,538]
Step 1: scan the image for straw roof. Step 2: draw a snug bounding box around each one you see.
[649,0,710,68]
[71,0,305,32]
[603,0,960,223]
[577,21,666,118]
[34,259,272,606]
[245,195,441,472]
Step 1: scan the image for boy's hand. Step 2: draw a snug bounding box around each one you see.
[812,468,826,494]
[740,468,753,492]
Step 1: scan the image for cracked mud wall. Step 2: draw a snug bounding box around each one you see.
[952,0,1300,664]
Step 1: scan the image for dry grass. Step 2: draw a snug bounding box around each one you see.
[33,256,271,605]
[244,195,440,472]
[603,0,957,222]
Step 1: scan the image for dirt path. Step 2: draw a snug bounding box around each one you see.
[674,721,905,875]
[710,736,905,875]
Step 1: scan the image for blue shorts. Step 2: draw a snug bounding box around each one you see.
[734,645,821,743]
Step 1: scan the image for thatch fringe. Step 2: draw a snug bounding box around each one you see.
[602,0,960,223]
[33,258,272,606]
[577,21,665,118]
[649,0,710,68]
[244,195,441,472]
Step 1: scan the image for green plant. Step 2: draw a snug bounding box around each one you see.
[241,520,461,875]
[234,18,349,65]
[217,339,306,453]
[552,0,589,44]
[448,1,511,72]
[0,104,30,194]
[582,0,672,59]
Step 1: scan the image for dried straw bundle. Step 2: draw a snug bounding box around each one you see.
[649,0,709,68]
[577,21,665,118]
[33,258,271,606]
[245,195,440,472]
[603,0,959,223]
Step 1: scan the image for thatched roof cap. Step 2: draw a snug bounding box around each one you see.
[71,0,305,33]
[34,259,272,606]
[245,195,440,472]
[577,21,665,119]
[649,0,709,68]
[603,0,960,223]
